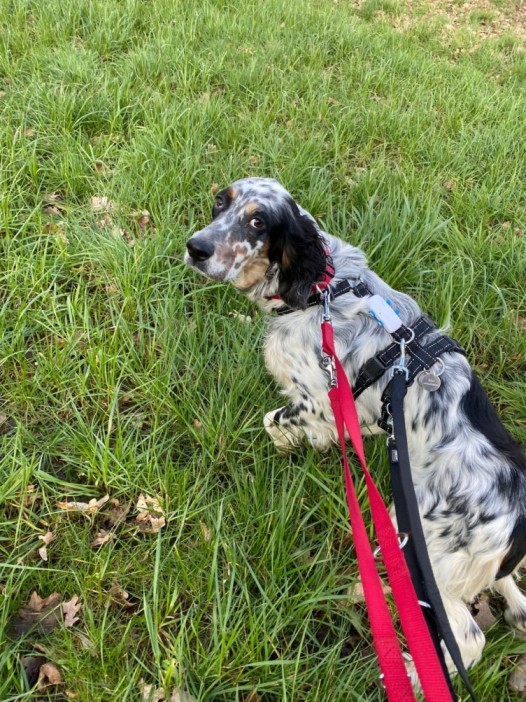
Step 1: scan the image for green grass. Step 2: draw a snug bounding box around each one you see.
[0,0,526,699]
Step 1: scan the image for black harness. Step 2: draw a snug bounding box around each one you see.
[275,277,465,433]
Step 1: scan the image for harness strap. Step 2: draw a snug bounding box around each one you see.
[389,371,478,702]
[353,317,465,401]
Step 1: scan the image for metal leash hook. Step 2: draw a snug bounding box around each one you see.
[318,287,337,388]
[389,337,410,381]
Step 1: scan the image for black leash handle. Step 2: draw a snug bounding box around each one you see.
[389,370,478,702]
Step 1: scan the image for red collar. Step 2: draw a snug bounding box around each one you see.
[268,247,335,301]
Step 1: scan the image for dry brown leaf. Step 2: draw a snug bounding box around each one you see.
[170,690,197,702]
[36,661,63,690]
[11,592,62,637]
[509,653,526,696]
[135,493,166,534]
[21,655,47,687]
[91,529,114,548]
[132,209,151,228]
[57,494,109,515]
[43,204,63,216]
[103,498,130,526]
[472,594,496,630]
[139,679,165,702]
[62,595,81,628]
[108,584,136,609]
[209,183,219,194]
[37,531,55,562]
[91,196,116,212]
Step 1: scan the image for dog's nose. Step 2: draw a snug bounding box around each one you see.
[186,237,214,262]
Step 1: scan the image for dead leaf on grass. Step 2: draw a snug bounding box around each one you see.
[138,680,196,702]
[135,493,166,534]
[91,196,116,212]
[37,531,55,561]
[103,498,131,527]
[36,661,63,690]
[62,595,82,628]
[11,591,81,638]
[472,593,496,630]
[91,529,114,548]
[11,592,62,637]
[108,584,137,609]
[509,653,526,697]
[209,183,219,195]
[57,494,109,516]
[170,689,197,702]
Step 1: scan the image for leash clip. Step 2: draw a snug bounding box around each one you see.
[317,285,332,322]
[320,354,337,388]
[389,337,410,381]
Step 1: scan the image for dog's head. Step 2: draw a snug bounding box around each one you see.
[185,178,327,308]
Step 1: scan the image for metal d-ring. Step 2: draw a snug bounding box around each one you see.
[373,532,409,561]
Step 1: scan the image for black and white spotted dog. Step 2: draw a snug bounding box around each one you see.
[185,177,526,676]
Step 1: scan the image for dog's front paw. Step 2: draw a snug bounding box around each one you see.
[264,408,301,452]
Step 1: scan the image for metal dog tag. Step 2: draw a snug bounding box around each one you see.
[417,370,441,392]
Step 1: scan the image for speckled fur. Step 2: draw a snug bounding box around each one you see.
[186,177,526,677]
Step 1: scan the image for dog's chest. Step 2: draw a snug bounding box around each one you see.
[263,324,323,393]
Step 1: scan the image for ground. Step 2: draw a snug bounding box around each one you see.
[0,0,525,700]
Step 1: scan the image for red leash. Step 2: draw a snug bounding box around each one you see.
[320,306,455,701]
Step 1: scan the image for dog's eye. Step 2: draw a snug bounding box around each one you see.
[249,217,265,230]
[215,196,224,209]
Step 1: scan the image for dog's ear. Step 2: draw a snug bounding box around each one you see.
[268,199,327,309]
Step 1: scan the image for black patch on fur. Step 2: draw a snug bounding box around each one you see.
[267,198,327,309]
[497,515,526,579]
[461,372,526,467]
[460,372,526,579]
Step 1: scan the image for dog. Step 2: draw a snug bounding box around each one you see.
[185,176,526,677]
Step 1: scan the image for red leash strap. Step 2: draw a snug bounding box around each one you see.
[321,319,454,702]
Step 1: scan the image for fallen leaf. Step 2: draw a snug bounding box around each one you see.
[37,531,55,562]
[209,183,219,195]
[62,595,81,628]
[91,529,114,548]
[472,593,496,630]
[91,196,116,212]
[36,662,63,690]
[249,154,260,166]
[139,679,164,702]
[11,592,62,637]
[509,653,526,696]
[57,494,109,515]
[132,209,151,228]
[43,204,63,216]
[103,498,130,527]
[108,584,136,609]
[135,493,166,534]
[171,689,197,702]
[21,656,47,687]
[206,143,217,153]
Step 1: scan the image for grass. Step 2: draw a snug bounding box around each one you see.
[0,0,525,699]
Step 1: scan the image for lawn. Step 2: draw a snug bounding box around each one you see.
[1,0,526,700]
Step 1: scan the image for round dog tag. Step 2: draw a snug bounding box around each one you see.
[418,370,442,392]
